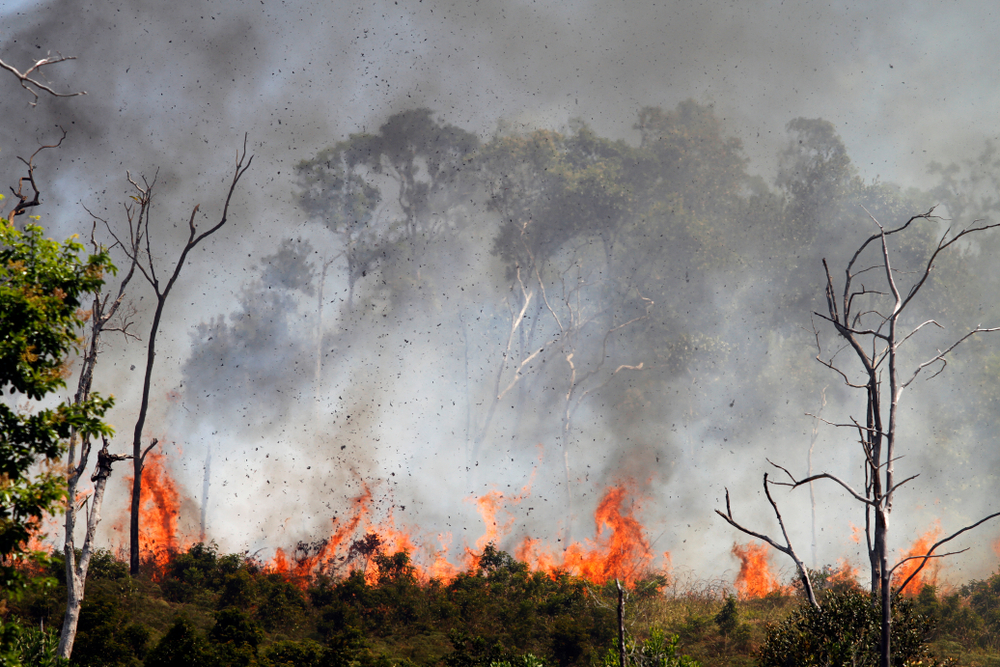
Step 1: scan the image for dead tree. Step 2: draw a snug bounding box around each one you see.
[57,215,140,659]
[717,208,1000,667]
[112,139,252,575]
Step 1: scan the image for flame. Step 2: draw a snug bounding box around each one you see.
[118,448,197,577]
[895,525,942,595]
[827,558,861,590]
[849,522,863,544]
[112,453,667,589]
[731,541,780,598]
[514,484,660,587]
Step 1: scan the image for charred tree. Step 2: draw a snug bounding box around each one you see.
[717,208,1000,667]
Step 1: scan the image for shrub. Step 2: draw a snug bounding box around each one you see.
[143,615,217,667]
[87,549,129,582]
[758,589,936,667]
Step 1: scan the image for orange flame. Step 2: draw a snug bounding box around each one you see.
[731,541,780,598]
[115,454,668,590]
[514,484,661,587]
[827,558,861,590]
[117,448,196,577]
[895,525,942,595]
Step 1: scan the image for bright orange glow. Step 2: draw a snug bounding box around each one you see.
[122,448,195,577]
[514,484,661,587]
[895,525,943,595]
[849,522,863,544]
[731,541,780,598]
[114,453,667,589]
[827,558,861,590]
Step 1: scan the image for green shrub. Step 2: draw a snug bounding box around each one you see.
[599,628,699,667]
[143,615,216,667]
[0,616,67,667]
[758,589,936,667]
[87,550,129,582]
[70,587,149,666]
[261,639,328,667]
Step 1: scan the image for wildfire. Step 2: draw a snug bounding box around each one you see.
[895,525,942,595]
[826,558,861,590]
[731,541,780,598]
[514,484,661,587]
[122,449,667,590]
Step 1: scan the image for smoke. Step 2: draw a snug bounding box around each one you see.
[4,0,1000,582]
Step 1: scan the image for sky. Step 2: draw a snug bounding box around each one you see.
[3,0,999,583]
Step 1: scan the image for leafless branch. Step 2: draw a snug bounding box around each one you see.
[766,459,874,506]
[4,128,67,222]
[897,320,942,348]
[901,327,1000,388]
[891,510,1000,596]
[0,53,86,106]
[715,476,818,608]
[139,439,160,468]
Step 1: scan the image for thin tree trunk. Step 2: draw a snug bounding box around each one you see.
[59,442,128,658]
[616,579,626,667]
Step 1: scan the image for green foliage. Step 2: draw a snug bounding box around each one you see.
[86,549,129,582]
[0,222,114,592]
[713,596,739,637]
[0,615,67,667]
[261,639,328,667]
[488,653,548,667]
[600,628,699,667]
[69,583,149,666]
[0,222,114,659]
[143,615,216,667]
[209,608,265,666]
[758,589,937,667]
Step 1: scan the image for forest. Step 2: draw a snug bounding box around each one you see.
[3,0,1000,654]
[3,90,1000,666]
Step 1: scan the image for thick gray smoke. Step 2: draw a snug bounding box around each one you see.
[4,0,1000,583]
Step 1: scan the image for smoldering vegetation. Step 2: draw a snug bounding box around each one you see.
[173,104,1000,576]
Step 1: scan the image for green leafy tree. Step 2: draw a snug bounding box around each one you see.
[0,219,114,596]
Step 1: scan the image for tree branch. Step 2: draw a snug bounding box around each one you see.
[891,511,1000,596]
[0,54,86,106]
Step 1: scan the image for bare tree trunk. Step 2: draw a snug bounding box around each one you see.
[58,219,139,660]
[59,441,128,658]
[807,387,826,568]
[116,143,252,575]
[616,579,626,667]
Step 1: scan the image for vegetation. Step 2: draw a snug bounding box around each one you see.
[5,52,1000,667]
[0,215,115,666]
[3,544,1000,666]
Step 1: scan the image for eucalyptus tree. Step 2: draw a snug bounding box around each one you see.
[296,108,480,312]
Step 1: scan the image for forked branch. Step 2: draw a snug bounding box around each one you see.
[891,510,1000,596]
[0,53,86,106]
[716,474,819,608]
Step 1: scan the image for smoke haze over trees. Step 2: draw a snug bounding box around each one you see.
[3,0,1000,582]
